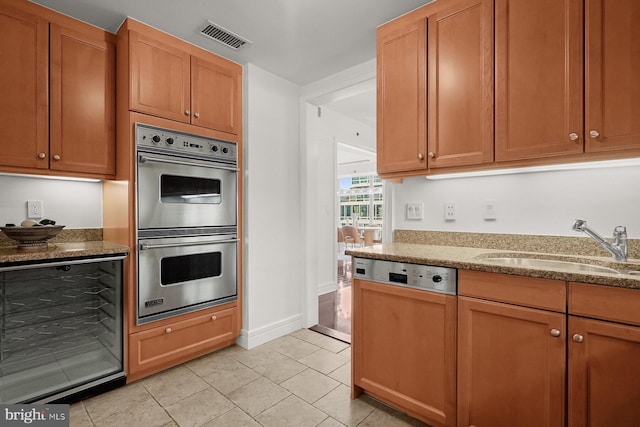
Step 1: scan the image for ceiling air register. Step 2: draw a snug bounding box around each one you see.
[200,20,252,50]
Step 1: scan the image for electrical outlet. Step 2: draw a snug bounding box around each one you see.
[444,202,456,220]
[406,202,424,220]
[27,200,43,219]
[483,200,497,220]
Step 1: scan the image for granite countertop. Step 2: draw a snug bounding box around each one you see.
[0,241,129,265]
[346,242,640,290]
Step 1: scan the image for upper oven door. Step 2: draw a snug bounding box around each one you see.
[137,151,237,230]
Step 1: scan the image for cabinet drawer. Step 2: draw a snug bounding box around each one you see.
[128,306,237,381]
[459,270,566,312]
[569,282,640,326]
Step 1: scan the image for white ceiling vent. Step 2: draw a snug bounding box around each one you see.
[200,20,252,50]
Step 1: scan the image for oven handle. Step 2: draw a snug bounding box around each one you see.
[138,154,239,172]
[139,238,239,250]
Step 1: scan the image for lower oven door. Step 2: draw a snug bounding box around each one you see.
[137,234,237,324]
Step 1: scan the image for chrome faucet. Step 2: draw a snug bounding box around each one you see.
[572,219,628,262]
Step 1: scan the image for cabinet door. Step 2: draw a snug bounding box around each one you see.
[50,24,115,176]
[495,0,583,161]
[128,306,237,382]
[352,279,456,427]
[377,19,427,174]
[457,297,565,427]
[191,56,241,135]
[129,31,191,123]
[0,6,48,170]
[427,0,493,168]
[585,0,640,152]
[568,316,640,427]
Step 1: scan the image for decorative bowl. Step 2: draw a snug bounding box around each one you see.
[0,225,65,250]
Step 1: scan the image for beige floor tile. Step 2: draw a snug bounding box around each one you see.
[226,376,291,417]
[233,343,286,368]
[92,396,172,427]
[164,387,235,427]
[338,346,351,360]
[317,416,347,427]
[307,334,350,354]
[83,382,151,422]
[265,334,321,359]
[313,384,377,427]
[69,402,93,427]
[290,328,323,343]
[256,394,329,427]
[299,348,349,374]
[242,350,307,384]
[280,368,340,403]
[201,407,261,427]
[187,352,260,395]
[328,361,351,386]
[141,365,210,407]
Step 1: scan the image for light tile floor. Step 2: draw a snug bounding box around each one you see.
[70,329,430,427]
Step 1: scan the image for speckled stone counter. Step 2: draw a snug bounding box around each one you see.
[346,241,640,290]
[0,228,129,264]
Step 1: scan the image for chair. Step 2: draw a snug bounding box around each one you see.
[342,226,363,248]
[337,227,345,250]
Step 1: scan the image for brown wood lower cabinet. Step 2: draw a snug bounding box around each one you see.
[457,270,567,427]
[352,279,457,427]
[128,305,238,382]
[568,282,640,426]
[457,296,566,427]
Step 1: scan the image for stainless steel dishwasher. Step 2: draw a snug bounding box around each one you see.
[351,257,457,427]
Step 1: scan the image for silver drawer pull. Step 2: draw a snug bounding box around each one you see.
[572,334,584,343]
[550,329,561,337]
[138,154,239,172]
[140,238,239,250]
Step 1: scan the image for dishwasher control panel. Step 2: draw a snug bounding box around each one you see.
[353,257,457,295]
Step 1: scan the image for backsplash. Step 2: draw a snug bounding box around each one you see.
[394,229,640,260]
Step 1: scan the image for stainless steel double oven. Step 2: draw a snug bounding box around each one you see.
[135,123,238,325]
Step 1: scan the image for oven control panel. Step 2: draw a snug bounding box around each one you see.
[135,123,237,165]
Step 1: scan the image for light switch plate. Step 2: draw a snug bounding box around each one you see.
[406,202,424,220]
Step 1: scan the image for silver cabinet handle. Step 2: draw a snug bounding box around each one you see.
[140,238,239,250]
[589,130,600,138]
[211,315,217,321]
[165,327,172,334]
[418,153,424,160]
[138,154,239,172]
[53,154,61,161]
[550,329,561,337]
[38,152,46,159]
[572,334,584,343]
[428,152,435,159]
[569,133,579,141]
[194,112,200,118]
[185,110,191,116]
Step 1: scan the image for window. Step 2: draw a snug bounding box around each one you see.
[339,175,383,227]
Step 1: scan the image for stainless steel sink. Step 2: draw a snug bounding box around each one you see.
[479,256,622,274]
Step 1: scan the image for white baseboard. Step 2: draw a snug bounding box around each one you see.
[317,281,337,295]
[236,313,303,349]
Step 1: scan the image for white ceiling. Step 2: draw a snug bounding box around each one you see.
[30,0,431,86]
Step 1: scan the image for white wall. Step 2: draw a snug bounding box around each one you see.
[0,175,102,227]
[393,164,640,238]
[240,63,304,348]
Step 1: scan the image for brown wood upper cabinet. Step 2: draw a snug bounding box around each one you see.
[128,27,241,135]
[0,2,115,177]
[377,0,493,176]
[495,0,640,161]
